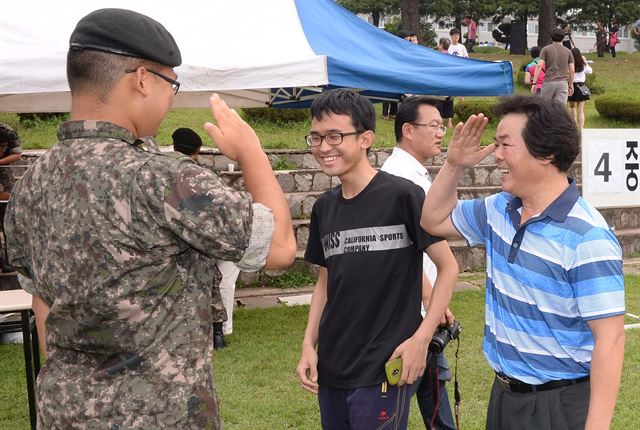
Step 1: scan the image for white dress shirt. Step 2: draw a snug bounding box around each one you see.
[380,147,439,310]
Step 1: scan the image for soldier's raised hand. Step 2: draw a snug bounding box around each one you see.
[204,93,262,162]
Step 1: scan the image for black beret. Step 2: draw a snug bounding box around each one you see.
[69,8,181,67]
[172,128,203,156]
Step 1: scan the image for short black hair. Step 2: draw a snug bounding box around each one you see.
[310,89,375,134]
[394,96,441,142]
[530,46,540,58]
[398,29,416,39]
[450,28,461,36]
[172,127,203,156]
[464,15,472,20]
[310,89,375,155]
[67,49,158,102]
[551,28,565,42]
[492,96,580,172]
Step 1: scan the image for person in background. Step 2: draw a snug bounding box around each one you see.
[533,27,574,106]
[172,127,240,350]
[381,96,457,430]
[448,28,469,57]
[436,38,455,129]
[172,127,201,161]
[633,18,640,37]
[568,48,593,131]
[524,46,545,95]
[0,123,22,273]
[0,123,23,201]
[561,23,575,50]
[437,37,451,53]
[463,15,477,53]
[382,29,417,120]
[594,20,607,58]
[608,18,619,58]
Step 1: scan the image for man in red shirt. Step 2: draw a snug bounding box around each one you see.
[463,15,477,53]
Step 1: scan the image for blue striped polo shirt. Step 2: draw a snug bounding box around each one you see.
[451,179,624,384]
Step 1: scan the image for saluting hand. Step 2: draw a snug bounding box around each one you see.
[204,93,262,163]
[446,113,493,169]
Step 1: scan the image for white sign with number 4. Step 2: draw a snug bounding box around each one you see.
[582,129,640,208]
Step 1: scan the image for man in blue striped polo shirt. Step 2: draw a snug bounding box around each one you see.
[421,95,625,430]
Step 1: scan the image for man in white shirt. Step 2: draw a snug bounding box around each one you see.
[448,28,469,57]
[381,96,457,429]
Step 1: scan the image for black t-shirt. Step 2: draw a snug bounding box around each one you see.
[305,171,443,389]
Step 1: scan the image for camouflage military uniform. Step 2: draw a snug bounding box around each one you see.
[5,121,274,429]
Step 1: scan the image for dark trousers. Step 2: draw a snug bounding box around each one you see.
[319,382,413,430]
[609,45,617,57]
[485,377,589,430]
[382,102,397,118]
[415,357,455,430]
[464,38,475,52]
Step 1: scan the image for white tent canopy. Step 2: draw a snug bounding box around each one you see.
[0,0,513,113]
[0,0,328,112]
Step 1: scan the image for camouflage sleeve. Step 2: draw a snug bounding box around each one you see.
[137,159,272,266]
[4,189,50,302]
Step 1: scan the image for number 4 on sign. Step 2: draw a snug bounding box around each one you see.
[594,153,612,182]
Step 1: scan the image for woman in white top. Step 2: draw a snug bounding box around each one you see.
[567,47,593,130]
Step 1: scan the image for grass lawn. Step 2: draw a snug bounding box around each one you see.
[1,275,638,429]
[1,52,638,151]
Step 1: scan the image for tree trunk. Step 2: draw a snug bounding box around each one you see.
[537,0,555,47]
[372,10,380,28]
[400,0,421,40]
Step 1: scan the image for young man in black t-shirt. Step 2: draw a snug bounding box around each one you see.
[296,89,459,429]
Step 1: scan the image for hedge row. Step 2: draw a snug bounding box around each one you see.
[453,98,499,123]
[595,94,640,123]
[242,107,309,123]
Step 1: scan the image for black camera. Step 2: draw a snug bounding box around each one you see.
[429,320,462,354]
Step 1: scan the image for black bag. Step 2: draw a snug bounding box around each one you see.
[576,83,590,97]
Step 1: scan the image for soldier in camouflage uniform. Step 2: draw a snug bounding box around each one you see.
[4,8,295,429]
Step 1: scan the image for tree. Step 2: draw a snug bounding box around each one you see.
[537,0,555,46]
[400,0,421,39]
[559,0,640,27]
[338,0,399,27]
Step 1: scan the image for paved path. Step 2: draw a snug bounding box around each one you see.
[235,258,640,309]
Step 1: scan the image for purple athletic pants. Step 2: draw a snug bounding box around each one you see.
[318,382,414,430]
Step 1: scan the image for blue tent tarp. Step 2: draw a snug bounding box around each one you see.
[268,0,513,106]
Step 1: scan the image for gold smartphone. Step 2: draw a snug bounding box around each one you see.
[385,358,403,386]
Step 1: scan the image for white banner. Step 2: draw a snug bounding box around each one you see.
[582,129,640,208]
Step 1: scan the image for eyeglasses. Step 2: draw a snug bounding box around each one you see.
[410,123,447,135]
[305,131,361,147]
[125,68,180,95]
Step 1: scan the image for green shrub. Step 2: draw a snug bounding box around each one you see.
[515,70,528,88]
[584,71,605,95]
[17,112,68,128]
[454,98,499,123]
[242,107,308,124]
[473,46,508,54]
[273,156,298,171]
[595,94,640,123]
